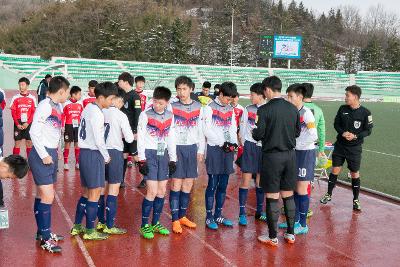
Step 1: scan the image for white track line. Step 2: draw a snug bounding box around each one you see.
[54,193,96,267]
[364,149,400,158]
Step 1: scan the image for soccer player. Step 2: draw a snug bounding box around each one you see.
[29,76,70,253]
[253,76,300,247]
[320,85,373,211]
[82,80,98,108]
[70,82,117,240]
[238,83,267,226]
[0,154,29,180]
[96,90,134,234]
[118,72,142,188]
[37,74,52,103]
[62,86,83,171]
[169,76,204,234]
[10,77,37,157]
[135,76,147,111]
[196,81,214,106]
[203,82,238,230]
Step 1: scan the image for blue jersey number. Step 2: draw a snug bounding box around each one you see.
[79,118,86,140]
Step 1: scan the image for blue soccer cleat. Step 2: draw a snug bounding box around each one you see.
[205,218,218,230]
[215,216,233,227]
[278,221,300,229]
[294,225,309,235]
[238,215,247,226]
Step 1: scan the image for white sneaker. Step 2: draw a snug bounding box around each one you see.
[64,164,69,171]
[75,163,79,169]
[257,234,278,247]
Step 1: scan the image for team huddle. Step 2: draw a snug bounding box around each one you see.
[3,72,373,253]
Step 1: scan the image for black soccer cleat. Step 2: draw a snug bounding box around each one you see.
[353,199,361,211]
[40,239,62,253]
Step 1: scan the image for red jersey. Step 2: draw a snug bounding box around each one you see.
[0,88,5,110]
[83,96,96,108]
[62,98,83,127]
[135,90,147,111]
[10,93,37,126]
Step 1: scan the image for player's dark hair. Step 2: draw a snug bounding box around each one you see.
[116,88,126,99]
[219,82,237,97]
[250,82,265,97]
[203,81,211,88]
[3,155,29,179]
[262,76,282,92]
[70,86,82,96]
[95,82,118,98]
[45,74,52,79]
[88,80,98,88]
[135,76,146,83]
[214,84,221,90]
[175,76,194,89]
[345,85,362,99]
[18,77,30,85]
[302,83,314,98]
[153,86,171,101]
[286,83,306,97]
[118,72,134,86]
[48,76,70,94]
[233,91,240,98]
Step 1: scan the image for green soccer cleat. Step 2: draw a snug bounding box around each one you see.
[140,224,154,239]
[320,193,332,204]
[353,199,361,211]
[152,222,170,235]
[70,224,86,236]
[103,226,127,235]
[307,209,314,218]
[83,229,109,240]
[96,222,106,231]
[255,212,267,222]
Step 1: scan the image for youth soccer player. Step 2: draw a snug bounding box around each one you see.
[203,82,238,230]
[137,86,177,239]
[82,80,98,108]
[169,76,204,234]
[29,76,70,253]
[320,85,373,211]
[10,77,37,157]
[62,86,83,170]
[0,154,29,180]
[70,82,117,240]
[238,83,267,226]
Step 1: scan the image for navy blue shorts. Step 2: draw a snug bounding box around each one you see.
[296,149,316,181]
[171,144,198,179]
[205,145,234,175]
[144,149,170,181]
[28,147,58,186]
[79,149,105,189]
[105,149,124,184]
[241,141,262,174]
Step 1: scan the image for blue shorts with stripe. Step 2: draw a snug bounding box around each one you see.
[105,149,124,184]
[171,144,198,179]
[144,149,170,181]
[241,141,262,174]
[296,149,316,181]
[28,147,58,186]
[205,145,234,175]
[79,149,105,189]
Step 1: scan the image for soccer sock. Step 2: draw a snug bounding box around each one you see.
[307,183,312,196]
[74,196,87,225]
[152,197,165,225]
[214,174,229,219]
[283,195,296,235]
[141,198,153,227]
[37,202,52,240]
[265,198,280,239]
[169,190,180,222]
[34,198,41,234]
[238,188,248,216]
[298,194,310,227]
[255,187,264,215]
[63,149,69,164]
[205,174,218,220]
[294,191,300,222]
[85,201,98,230]
[26,147,32,157]
[179,191,190,219]
[106,195,117,228]
[327,173,338,195]
[97,195,105,224]
[352,178,361,200]
[13,147,20,155]
[74,148,80,163]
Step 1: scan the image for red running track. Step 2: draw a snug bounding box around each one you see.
[1,90,400,267]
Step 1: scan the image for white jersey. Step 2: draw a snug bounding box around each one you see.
[296,106,318,150]
[103,106,134,151]
[240,103,265,146]
[78,103,110,162]
[202,98,238,147]
[171,100,205,154]
[30,98,63,159]
[137,108,177,161]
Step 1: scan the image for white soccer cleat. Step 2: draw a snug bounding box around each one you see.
[64,164,69,171]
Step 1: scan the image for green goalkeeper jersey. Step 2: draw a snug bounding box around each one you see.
[304,101,326,152]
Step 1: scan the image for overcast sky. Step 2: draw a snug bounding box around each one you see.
[283,0,400,17]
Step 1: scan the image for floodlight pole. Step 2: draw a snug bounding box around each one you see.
[230,8,234,68]
[288,59,291,69]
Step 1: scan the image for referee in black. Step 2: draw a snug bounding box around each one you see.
[320,85,373,211]
[253,76,300,247]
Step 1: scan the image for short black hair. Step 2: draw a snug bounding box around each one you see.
[95,82,118,98]
[286,83,306,97]
[88,80,98,88]
[153,86,171,101]
[233,91,240,98]
[202,81,211,88]
[175,76,194,89]
[117,88,126,99]
[250,82,264,96]
[135,76,146,83]
[345,85,362,99]
[302,83,314,98]
[219,82,237,97]
[18,77,30,85]
[70,86,82,96]
[214,84,221,90]
[118,72,134,86]
[3,155,29,179]
[45,74,52,79]
[48,76,70,94]
[262,76,282,92]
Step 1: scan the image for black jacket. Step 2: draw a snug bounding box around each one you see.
[37,79,49,96]
[121,90,142,134]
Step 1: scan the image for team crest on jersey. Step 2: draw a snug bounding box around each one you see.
[65,135,69,140]
[135,100,141,108]
[354,121,361,129]
[124,102,129,109]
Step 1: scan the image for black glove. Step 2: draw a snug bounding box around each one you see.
[169,161,177,176]
[137,161,149,175]
[222,142,237,153]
